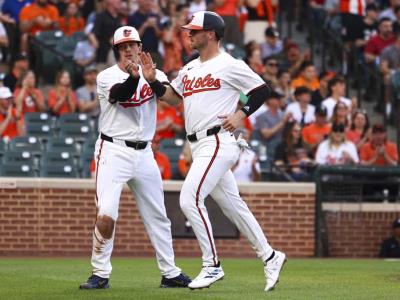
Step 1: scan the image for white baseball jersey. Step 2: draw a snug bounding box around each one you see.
[97,64,168,141]
[171,52,265,134]
[285,102,315,125]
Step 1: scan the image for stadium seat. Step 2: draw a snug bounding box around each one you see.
[55,37,77,58]
[40,163,79,178]
[0,138,7,158]
[46,137,79,156]
[59,113,90,126]
[9,136,42,155]
[71,31,87,43]
[35,30,65,47]
[0,162,36,177]
[41,151,75,167]
[24,112,55,127]
[3,150,37,167]
[25,123,55,140]
[59,123,92,142]
[81,136,97,154]
[79,150,94,178]
[159,139,184,180]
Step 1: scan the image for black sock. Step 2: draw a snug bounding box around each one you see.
[214,261,220,268]
[264,251,275,265]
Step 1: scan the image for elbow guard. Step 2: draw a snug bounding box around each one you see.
[240,84,272,117]
[109,76,139,103]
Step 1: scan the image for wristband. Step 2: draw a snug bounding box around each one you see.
[149,80,167,97]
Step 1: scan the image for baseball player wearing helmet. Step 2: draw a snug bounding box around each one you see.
[139,11,286,292]
[79,26,191,290]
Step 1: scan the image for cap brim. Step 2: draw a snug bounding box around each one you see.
[181,24,203,30]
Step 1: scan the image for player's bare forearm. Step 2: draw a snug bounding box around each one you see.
[159,86,182,106]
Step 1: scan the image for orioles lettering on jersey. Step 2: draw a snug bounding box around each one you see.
[119,83,154,108]
[182,73,221,97]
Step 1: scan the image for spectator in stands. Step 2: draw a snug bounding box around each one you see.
[352,3,378,51]
[379,0,399,21]
[1,0,32,23]
[213,0,243,47]
[19,0,60,54]
[88,0,122,64]
[275,69,294,108]
[161,2,191,75]
[128,0,163,68]
[302,105,331,150]
[322,77,354,119]
[178,141,192,179]
[0,20,8,50]
[291,61,320,91]
[156,100,184,139]
[360,123,398,166]
[311,71,336,107]
[59,1,85,36]
[315,122,359,165]
[282,42,311,78]
[73,33,96,68]
[76,65,99,118]
[260,27,283,60]
[379,218,400,258]
[330,101,350,128]
[274,121,314,181]
[243,0,276,44]
[391,5,400,34]
[151,136,172,180]
[0,86,25,140]
[262,56,279,88]
[47,70,78,116]
[232,128,261,182]
[346,109,370,151]
[285,86,315,127]
[364,17,396,64]
[255,91,292,160]
[379,32,400,117]
[188,0,206,17]
[245,44,265,76]
[3,53,29,92]
[13,70,45,117]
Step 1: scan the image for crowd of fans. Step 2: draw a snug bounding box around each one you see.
[0,0,399,184]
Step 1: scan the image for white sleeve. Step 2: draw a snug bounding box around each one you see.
[96,71,113,103]
[347,142,359,163]
[315,142,327,165]
[225,59,265,95]
[0,23,6,37]
[170,68,185,97]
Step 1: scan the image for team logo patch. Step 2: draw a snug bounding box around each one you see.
[123,29,132,37]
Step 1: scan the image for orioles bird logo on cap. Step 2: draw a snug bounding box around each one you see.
[123,29,132,37]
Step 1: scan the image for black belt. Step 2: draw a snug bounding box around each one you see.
[187,126,221,142]
[101,133,148,150]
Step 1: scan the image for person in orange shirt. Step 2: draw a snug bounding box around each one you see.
[0,87,25,141]
[156,100,184,139]
[178,141,192,179]
[19,0,60,53]
[291,61,320,91]
[13,70,46,117]
[302,105,331,150]
[59,1,85,36]
[47,70,78,116]
[346,109,370,151]
[151,136,172,180]
[360,123,398,166]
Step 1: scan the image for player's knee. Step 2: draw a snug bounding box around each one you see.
[96,215,115,239]
[179,194,196,214]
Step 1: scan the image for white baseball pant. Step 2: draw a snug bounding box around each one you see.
[92,139,181,278]
[180,131,274,266]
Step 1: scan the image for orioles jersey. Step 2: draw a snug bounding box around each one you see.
[170,51,265,135]
[97,64,168,141]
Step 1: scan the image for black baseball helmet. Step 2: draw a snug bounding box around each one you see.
[182,11,225,39]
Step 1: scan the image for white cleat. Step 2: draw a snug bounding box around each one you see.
[264,251,287,292]
[188,265,225,289]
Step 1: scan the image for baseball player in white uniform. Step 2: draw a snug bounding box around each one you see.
[139,11,286,292]
[79,26,191,289]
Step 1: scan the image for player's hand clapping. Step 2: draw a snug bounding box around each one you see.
[139,52,157,82]
[125,60,139,78]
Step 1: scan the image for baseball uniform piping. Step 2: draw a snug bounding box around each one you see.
[95,139,104,205]
[195,134,220,266]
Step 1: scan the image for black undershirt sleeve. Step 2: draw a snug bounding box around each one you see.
[240,83,271,117]
[109,75,139,103]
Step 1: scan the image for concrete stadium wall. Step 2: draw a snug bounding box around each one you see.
[0,179,315,258]
[323,203,400,258]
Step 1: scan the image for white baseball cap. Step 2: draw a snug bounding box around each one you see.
[182,11,225,38]
[113,26,141,46]
[0,86,12,99]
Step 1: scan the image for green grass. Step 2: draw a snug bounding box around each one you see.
[0,258,399,300]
